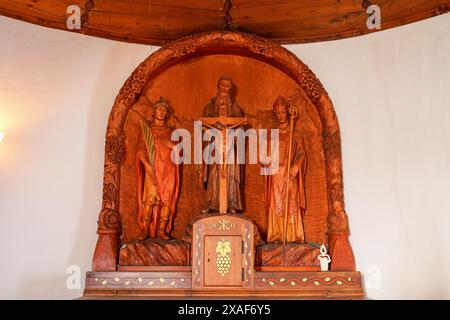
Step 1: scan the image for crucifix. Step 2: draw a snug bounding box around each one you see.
[199,116,247,214]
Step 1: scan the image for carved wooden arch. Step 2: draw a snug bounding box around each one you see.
[92,31,355,272]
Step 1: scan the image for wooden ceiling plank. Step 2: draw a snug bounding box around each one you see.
[93,0,223,13]
[0,0,448,46]
[0,0,69,20]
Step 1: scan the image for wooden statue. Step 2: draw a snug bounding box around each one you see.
[200,77,246,214]
[264,96,307,244]
[136,97,180,240]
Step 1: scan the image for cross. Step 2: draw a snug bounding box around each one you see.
[199,116,247,214]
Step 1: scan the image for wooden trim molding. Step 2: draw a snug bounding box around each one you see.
[84,271,364,298]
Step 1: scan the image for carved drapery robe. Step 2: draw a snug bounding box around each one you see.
[203,97,244,212]
[136,125,180,234]
[265,128,306,243]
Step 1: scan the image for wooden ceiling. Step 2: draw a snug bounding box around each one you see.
[0,0,449,45]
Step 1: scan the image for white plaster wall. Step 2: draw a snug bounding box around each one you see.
[0,16,157,299]
[0,13,449,299]
[286,13,450,299]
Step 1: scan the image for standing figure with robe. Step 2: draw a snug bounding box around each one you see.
[264,96,307,243]
[201,77,245,214]
[136,97,180,240]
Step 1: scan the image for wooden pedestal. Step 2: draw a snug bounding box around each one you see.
[83,269,364,299]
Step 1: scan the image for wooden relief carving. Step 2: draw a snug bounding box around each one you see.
[211,219,236,231]
[92,31,356,274]
[215,239,232,276]
[105,134,125,165]
[97,208,120,232]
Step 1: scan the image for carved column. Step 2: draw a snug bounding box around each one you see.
[320,95,355,271]
[92,135,124,271]
[293,65,356,271]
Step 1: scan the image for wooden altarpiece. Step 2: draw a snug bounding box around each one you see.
[83,31,364,298]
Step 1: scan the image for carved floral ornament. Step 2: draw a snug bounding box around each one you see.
[323,131,342,162]
[118,66,148,106]
[105,134,125,165]
[98,31,349,236]
[114,31,328,111]
[98,208,120,232]
[102,182,117,209]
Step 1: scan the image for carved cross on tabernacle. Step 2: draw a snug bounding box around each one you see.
[218,219,231,230]
[199,116,247,214]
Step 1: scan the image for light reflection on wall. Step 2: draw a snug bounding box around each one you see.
[0,97,22,165]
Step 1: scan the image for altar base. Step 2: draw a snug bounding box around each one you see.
[83,270,364,299]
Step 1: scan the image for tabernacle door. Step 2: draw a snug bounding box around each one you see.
[192,216,254,289]
[204,235,243,286]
